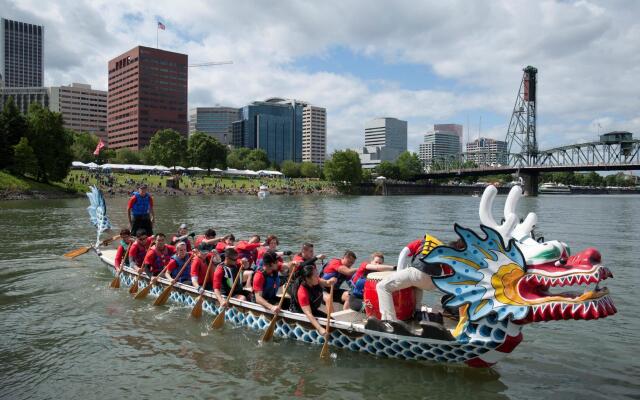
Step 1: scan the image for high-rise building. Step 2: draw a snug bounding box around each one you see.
[189,107,240,145]
[0,18,44,88]
[232,98,303,165]
[466,137,508,166]
[49,83,107,140]
[358,117,407,169]
[1,87,48,114]
[418,123,463,168]
[302,105,326,165]
[107,46,188,150]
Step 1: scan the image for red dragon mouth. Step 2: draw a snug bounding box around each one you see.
[516,248,616,322]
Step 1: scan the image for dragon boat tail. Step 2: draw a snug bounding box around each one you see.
[87,185,616,367]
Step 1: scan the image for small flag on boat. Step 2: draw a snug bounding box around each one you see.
[93,138,105,156]
[157,21,166,30]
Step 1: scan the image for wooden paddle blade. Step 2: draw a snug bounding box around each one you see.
[64,246,91,258]
[190,296,204,319]
[261,318,277,342]
[109,275,121,289]
[134,282,153,300]
[320,340,331,359]
[211,308,226,329]
[129,280,139,294]
[153,285,172,306]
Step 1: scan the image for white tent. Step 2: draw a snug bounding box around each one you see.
[258,170,284,176]
[85,162,99,168]
[187,166,205,171]
[152,165,169,171]
[72,161,87,167]
[242,169,259,176]
[173,166,185,170]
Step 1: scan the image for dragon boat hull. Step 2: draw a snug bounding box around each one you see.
[98,249,523,367]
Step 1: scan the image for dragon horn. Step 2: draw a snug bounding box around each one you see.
[479,185,519,241]
[503,186,538,241]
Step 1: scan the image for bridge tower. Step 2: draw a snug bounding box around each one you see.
[506,66,538,167]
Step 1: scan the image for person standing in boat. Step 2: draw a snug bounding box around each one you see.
[289,264,337,335]
[321,250,358,309]
[213,248,251,304]
[347,252,395,312]
[128,230,153,270]
[252,250,296,312]
[127,183,154,236]
[114,228,133,270]
[142,233,175,276]
[171,223,194,252]
[164,242,192,283]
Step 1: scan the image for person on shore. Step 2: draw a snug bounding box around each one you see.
[215,234,236,254]
[292,242,326,271]
[128,230,153,270]
[171,223,194,252]
[213,248,251,304]
[114,228,133,270]
[127,183,154,236]
[321,250,358,309]
[164,242,192,283]
[348,252,395,312]
[142,233,175,276]
[190,249,220,291]
[252,250,296,311]
[289,264,337,335]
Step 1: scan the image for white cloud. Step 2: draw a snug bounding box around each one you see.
[1,0,638,154]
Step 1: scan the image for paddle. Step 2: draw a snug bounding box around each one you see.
[64,235,120,258]
[261,260,297,343]
[134,262,171,300]
[210,263,243,329]
[190,255,216,319]
[320,284,334,359]
[110,239,132,289]
[153,254,194,306]
[129,238,157,295]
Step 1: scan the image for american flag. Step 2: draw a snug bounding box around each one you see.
[157,21,166,30]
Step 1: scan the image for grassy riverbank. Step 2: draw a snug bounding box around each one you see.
[0,171,81,200]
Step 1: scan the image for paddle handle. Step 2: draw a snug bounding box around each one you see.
[324,285,334,337]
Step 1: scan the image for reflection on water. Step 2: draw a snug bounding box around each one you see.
[0,194,638,399]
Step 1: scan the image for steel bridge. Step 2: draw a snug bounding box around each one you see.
[414,66,638,195]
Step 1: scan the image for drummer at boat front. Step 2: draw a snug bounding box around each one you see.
[127,183,154,236]
[213,248,252,304]
[347,252,395,312]
[321,250,358,309]
[376,234,461,323]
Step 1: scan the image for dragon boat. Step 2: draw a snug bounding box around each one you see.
[85,185,616,368]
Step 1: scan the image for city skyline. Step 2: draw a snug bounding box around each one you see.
[1,0,638,154]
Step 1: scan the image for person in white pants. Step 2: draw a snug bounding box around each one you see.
[377,266,437,321]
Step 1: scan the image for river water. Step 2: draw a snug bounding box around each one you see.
[0,194,638,399]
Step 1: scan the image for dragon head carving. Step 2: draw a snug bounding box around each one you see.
[425,185,616,339]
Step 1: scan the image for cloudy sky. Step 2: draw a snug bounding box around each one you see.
[2,0,639,153]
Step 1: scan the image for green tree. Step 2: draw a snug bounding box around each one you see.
[147,129,187,168]
[246,149,269,171]
[188,132,228,173]
[376,161,400,179]
[395,151,423,180]
[300,162,322,178]
[323,149,362,184]
[70,131,99,163]
[25,103,73,182]
[113,148,142,164]
[227,147,252,169]
[0,97,28,169]
[281,160,301,177]
[12,137,37,176]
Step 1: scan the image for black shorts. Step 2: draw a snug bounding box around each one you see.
[348,294,364,312]
[328,287,347,303]
[131,215,153,236]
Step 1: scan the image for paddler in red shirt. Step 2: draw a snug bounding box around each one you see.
[321,250,358,309]
[170,223,194,252]
[142,233,175,276]
[190,248,220,291]
[235,234,263,269]
[213,248,251,304]
[256,235,291,265]
[215,234,236,255]
[194,229,224,253]
[289,264,337,335]
[292,242,326,269]
[252,250,297,312]
[128,230,154,270]
[347,251,395,312]
[114,228,133,270]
